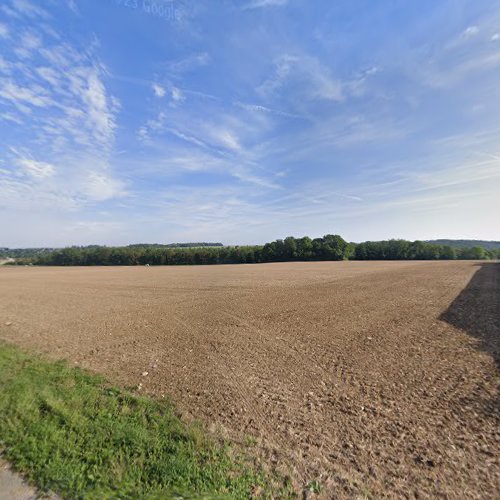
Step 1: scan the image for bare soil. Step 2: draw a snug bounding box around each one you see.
[0,261,498,498]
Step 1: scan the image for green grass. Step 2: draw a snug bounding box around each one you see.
[0,342,292,499]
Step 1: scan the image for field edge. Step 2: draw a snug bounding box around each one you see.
[0,341,294,499]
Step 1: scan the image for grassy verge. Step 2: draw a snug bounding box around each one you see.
[0,342,292,498]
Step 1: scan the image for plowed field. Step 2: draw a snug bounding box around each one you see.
[1,261,498,497]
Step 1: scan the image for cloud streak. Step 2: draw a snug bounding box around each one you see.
[243,0,289,9]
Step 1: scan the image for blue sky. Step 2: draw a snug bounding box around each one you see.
[0,0,499,247]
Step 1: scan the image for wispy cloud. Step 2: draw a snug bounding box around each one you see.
[80,69,118,145]
[66,0,79,15]
[152,83,166,97]
[14,29,42,58]
[233,100,304,119]
[165,52,210,74]
[206,127,242,152]
[171,86,184,103]
[16,157,56,178]
[463,25,480,38]
[0,22,9,37]
[243,0,289,9]
[4,0,49,19]
[83,172,126,202]
[0,80,54,108]
[0,0,125,217]
[258,53,343,104]
[138,112,167,143]
[423,51,500,88]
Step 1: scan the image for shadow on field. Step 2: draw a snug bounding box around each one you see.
[440,262,499,369]
[440,262,499,419]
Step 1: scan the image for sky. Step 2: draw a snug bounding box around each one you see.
[0,0,499,247]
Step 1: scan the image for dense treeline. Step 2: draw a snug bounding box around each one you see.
[32,234,353,266]
[34,245,263,266]
[0,247,55,259]
[0,243,223,259]
[18,235,499,266]
[354,240,499,260]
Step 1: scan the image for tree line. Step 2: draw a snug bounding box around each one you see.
[0,243,222,260]
[0,247,55,259]
[8,235,498,266]
[353,240,497,260]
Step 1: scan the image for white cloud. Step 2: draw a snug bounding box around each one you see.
[14,31,43,58]
[152,83,166,97]
[84,71,117,143]
[16,158,56,178]
[166,128,208,148]
[1,30,119,152]
[0,154,126,212]
[0,80,54,107]
[9,0,49,19]
[83,173,126,201]
[424,51,500,87]
[244,0,289,9]
[345,66,379,97]
[138,112,167,142]
[171,86,184,102]
[208,128,242,151]
[0,112,22,124]
[0,22,9,38]
[234,100,303,119]
[415,13,500,89]
[65,66,119,147]
[170,153,280,189]
[166,52,210,74]
[258,54,343,103]
[0,13,125,217]
[36,66,60,86]
[0,56,11,72]
[139,108,248,154]
[258,54,296,96]
[39,44,76,68]
[444,24,484,51]
[462,25,479,38]
[409,157,500,192]
[21,30,42,49]
[67,0,79,14]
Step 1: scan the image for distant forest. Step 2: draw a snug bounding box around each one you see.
[426,239,500,250]
[2,236,499,266]
[0,243,222,260]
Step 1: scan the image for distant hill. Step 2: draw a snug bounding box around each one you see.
[427,240,500,250]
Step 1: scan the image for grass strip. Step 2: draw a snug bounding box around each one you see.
[0,342,292,499]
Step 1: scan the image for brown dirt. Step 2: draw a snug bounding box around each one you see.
[0,261,498,498]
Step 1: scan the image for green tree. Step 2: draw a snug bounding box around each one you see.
[439,246,456,260]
